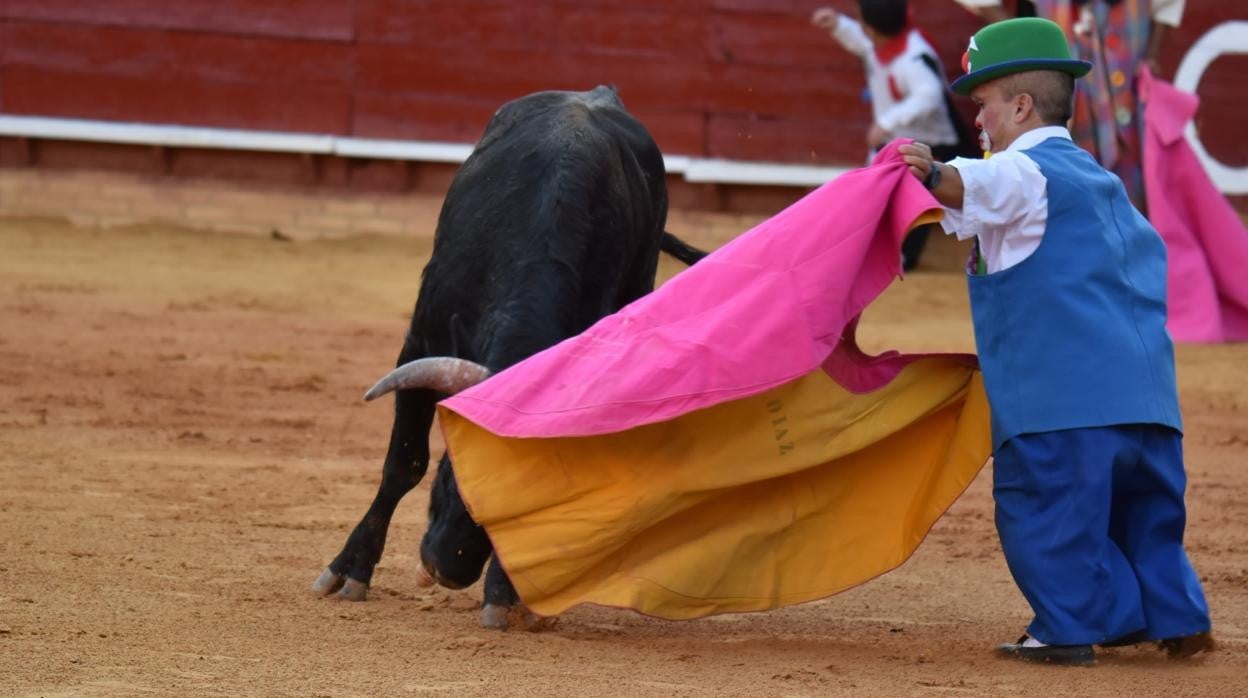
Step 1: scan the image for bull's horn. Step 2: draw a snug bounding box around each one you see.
[363,357,492,401]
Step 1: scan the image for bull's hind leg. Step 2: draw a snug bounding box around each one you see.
[312,387,435,601]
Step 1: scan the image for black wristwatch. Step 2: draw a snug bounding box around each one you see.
[923,163,942,190]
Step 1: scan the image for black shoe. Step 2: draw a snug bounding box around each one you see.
[1160,631,1215,659]
[997,635,1095,666]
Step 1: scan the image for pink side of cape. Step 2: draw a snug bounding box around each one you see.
[440,141,974,438]
[1140,68,1248,343]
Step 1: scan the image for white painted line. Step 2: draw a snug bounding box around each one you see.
[684,158,850,187]
[0,114,842,188]
[0,115,334,153]
[1174,21,1248,195]
[333,137,473,163]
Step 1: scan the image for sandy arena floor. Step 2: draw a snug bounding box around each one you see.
[1,212,1245,696]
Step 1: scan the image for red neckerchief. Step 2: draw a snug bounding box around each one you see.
[877,28,910,100]
[875,24,941,65]
[873,27,911,66]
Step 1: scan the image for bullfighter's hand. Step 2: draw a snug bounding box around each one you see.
[811,7,839,30]
[898,142,934,182]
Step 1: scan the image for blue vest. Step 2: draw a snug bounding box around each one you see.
[968,138,1182,451]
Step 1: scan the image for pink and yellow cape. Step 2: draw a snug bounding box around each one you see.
[436,142,992,620]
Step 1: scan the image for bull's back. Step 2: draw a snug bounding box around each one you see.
[414,88,668,365]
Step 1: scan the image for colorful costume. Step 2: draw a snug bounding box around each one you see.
[945,17,1210,651]
[1018,0,1184,209]
[961,137,1206,642]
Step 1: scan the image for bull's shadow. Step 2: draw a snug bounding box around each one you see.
[311,85,705,629]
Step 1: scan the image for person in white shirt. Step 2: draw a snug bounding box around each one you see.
[811,0,977,270]
[899,16,1212,666]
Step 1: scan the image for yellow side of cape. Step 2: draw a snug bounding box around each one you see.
[438,358,991,620]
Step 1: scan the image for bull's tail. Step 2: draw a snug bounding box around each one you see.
[660,231,709,266]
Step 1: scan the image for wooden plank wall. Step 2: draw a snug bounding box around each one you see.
[0,0,1243,169]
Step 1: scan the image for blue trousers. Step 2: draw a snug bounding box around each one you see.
[993,424,1211,645]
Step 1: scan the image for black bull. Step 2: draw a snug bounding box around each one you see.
[311,86,706,629]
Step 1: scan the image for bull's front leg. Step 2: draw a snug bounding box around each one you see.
[312,389,433,601]
[311,465,415,600]
[479,555,519,628]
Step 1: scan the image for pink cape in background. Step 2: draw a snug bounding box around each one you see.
[1140,67,1248,343]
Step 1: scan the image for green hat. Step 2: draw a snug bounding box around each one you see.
[951,17,1092,96]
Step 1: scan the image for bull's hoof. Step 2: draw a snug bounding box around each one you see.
[338,577,369,601]
[480,604,510,631]
[311,567,344,596]
[310,567,369,601]
[415,566,436,588]
[479,604,556,632]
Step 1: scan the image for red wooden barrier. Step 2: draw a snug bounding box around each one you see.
[0,1,1243,173]
[2,0,354,40]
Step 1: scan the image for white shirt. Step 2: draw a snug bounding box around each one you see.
[951,0,1184,26]
[829,16,960,146]
[940,127,1074,273]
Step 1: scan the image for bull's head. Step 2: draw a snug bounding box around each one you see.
[420,452,491,588]
[364,357,494,589]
